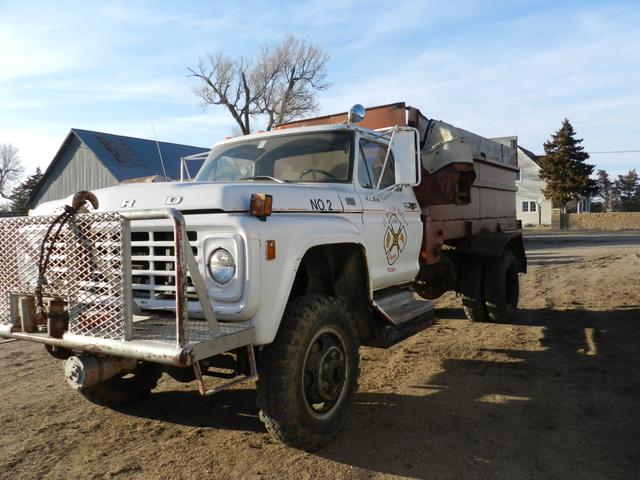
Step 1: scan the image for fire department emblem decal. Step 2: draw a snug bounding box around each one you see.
[383,212,407,265]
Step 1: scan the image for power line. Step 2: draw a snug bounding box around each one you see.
[588,150,640,154]
[534,149,640,155]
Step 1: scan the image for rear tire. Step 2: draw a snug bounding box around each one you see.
[484,250,519,323]
[257,295,359,451]
[460,256,488,322]
[77,362,162,407]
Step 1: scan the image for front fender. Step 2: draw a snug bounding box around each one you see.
[251,213,366,345]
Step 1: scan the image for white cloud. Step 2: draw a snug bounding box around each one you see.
[97,0,185,25]
[171,112,232,129]
[0,24,73,82]
[0,127,63,176]
[319,3,640,177]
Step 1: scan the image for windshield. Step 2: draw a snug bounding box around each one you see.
[195,131,353,183]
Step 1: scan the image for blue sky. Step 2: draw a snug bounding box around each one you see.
[1,0,639,180]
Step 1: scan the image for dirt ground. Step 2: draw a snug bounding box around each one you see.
[1,233,639,480]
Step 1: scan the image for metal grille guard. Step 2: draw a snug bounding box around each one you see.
[0,209,254,366]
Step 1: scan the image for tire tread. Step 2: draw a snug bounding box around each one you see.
[256,295,359,451]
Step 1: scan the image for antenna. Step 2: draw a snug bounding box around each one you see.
[150,122,168,180]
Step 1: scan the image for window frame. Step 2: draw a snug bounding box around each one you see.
[357,136,396,191]
[515,168,523,182]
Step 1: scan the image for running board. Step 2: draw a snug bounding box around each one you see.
[367,290,436,348]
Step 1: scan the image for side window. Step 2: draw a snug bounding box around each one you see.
[357,144,373,188]
[515,168,522,181]
[359,139,396,190]
[522,201,529,212]
[529,201,537,212]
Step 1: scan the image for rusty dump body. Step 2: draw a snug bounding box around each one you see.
[277,102,520,265]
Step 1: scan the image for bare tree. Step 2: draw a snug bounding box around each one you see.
[0,144,24,200]
[188,34,329,134]
[188,53,279,135]
[260,34,330,130]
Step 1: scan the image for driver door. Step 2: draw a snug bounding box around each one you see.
[354,133,422,290]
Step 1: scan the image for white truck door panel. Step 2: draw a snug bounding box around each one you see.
[355,134,421,290]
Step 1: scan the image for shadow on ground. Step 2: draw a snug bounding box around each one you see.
[117,386,263,433]
[117,307,640,479]
[320,307,640,479]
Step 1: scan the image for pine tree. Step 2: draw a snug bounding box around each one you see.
[9,167,43,215]
[596,169,616,212]
[615,169,640,212]
[539,119,596,213]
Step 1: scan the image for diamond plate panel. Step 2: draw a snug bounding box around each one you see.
[0,213,128,340]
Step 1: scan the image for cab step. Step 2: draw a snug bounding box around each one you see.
[367,290,436,348]
[193,344,257,397]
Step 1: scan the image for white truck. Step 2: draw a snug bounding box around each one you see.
[0,102,525,451]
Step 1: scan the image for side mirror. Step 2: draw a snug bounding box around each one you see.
[392,128,421,187]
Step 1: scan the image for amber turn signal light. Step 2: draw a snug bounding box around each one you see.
[250,193,273,221]
[265,240,276,260]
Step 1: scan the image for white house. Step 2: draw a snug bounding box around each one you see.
[514,146,552,226]
[490,137,552,226]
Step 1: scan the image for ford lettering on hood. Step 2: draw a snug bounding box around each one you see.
[32,181,348,215]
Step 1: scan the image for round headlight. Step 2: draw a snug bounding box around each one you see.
[208,248,236,284]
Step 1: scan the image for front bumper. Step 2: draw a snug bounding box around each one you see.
[0,209,254,366]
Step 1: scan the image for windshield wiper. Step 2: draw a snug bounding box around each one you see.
[240,176,287,183]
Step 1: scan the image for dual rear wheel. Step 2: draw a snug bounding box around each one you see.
[460,250,520,323]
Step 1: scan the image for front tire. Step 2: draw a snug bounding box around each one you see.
[257,295,359,451]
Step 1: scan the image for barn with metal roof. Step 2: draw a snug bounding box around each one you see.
[29,129,209,208]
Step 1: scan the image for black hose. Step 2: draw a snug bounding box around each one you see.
[34,191,99,318]
[35,206,76,315]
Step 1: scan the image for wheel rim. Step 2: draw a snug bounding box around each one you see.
[302,325,349,419]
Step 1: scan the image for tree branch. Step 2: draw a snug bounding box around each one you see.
[188,34,330,133]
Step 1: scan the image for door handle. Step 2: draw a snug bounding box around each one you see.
[403,202,418,210]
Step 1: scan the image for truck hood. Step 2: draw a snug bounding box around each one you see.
[32,181,351,215]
